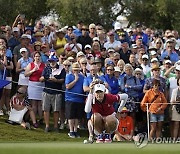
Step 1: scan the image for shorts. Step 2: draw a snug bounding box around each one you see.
[42,92,62,112]
[150,113,164,122]
[59,92,65,110]
[65,101,85,119]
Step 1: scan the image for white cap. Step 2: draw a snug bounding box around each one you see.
[150,50,157,55]
[151,58,158,63]
[67,56,74,60]
[108,48,115,53]
[166,39,174,43]
[142,54,149,59]
[94,84,106,92]
[20,48,27,53]
[12,27,19,32]
[134,68,142,73]
[114,66,121,72]
[132,44,138,49]
[26,34,31,40]
[176,65,180,71]
[76,51,85,58]
[93,37,99,42]
[164,60,172,64]
[84,44,92,49]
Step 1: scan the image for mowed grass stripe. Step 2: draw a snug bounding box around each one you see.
[0,143,179,154]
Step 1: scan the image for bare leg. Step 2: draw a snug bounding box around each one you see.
[44,111,50,128]
[156,122,163,138]
[28,107,37,124]
[37,100,42,119]
[150,122,157,140]
[31,100,38,116]
[53,111,59,128]
[104,115,118,133]
[173,121,180,139]
[74,119,79,132]
[68,119,75,132]
[4,89,11,112]
[91,113,104,134]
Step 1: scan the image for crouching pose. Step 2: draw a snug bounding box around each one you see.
[85,81,128,143]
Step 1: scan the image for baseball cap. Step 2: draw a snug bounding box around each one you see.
[164,60,172,64]
[84,44,92,49]
[20,48,27,53]
[93,37,100,42]
[48,55,58,62]
[121,107,128,113]
[150,50,157,56]
[12,27,19,32]
[142,54,149,59]
[114,66,121,72]
[151,58,158,63]
[107,48,115,53]
[132,44,138,49]
[76,51,85,58]
[94,84,105,92]
[176,65,180,71]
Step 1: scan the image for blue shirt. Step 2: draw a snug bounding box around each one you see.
[18,57,33,74]
[8,37,20,51]
[120,75,142,98]
[65,73,85,103]
[161,50,179,63]
[101,74,119,94]
[73,28,82,37]
[41,53,49,64]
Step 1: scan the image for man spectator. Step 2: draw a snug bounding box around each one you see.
[73,21,83,37]
[65,62,85,138]
[161,39,179,64]
[119,42,131,64]
[8,27,20,51]
[40,54,66,132]
[77,25,92,52]
[104,31,121,52]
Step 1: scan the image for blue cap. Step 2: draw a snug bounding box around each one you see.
[107,60,114,65]
[48,55,58,62]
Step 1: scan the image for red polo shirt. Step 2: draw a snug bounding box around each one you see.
[92,94,120,116]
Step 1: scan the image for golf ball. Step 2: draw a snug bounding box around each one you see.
[83,140,88,144]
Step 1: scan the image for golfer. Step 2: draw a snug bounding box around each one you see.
[85,80,128,143]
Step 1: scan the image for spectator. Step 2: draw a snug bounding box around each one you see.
[141,79,168,140]
[53,29,67,57]
[114,107,134,141]
[119,42,131,64]
[9,87,38,129]
[40,54,66,132]
[8,27,20,51]
[73,21,83,37]
[16,48,33,86]
[170,78,180,140]
[65,62,85,138]
[88,23,96,39]
[25,51,45,124]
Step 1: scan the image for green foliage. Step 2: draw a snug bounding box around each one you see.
[0,0,49,26]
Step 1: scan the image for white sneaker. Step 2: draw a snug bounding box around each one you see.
[0,110,4,116]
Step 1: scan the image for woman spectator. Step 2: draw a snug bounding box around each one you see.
[53,29,67,57]
[16,48,33,87]
[0,39,13,115]
[9,86,38,129]
[25,51,45,124]
[170,78,180,140]
[92,41,101,58]
[141,79,168,140]
[79,58,90,77]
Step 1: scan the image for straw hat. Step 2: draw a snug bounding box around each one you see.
[72,62,80,70]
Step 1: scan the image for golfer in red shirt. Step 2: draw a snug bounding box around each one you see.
[85,81,128,143]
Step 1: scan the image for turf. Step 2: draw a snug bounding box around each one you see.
[0,115,179,154]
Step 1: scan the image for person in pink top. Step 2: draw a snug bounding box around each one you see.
[25,51,45,124]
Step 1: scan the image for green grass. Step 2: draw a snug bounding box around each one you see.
[0,116,179,154]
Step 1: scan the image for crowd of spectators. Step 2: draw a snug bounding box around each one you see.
[0,14,180,142]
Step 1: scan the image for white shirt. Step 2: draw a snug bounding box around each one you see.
[104,40,121,50]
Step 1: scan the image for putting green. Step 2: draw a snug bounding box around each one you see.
[0,143,179,154]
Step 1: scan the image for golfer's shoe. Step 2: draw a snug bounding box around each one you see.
[104,133,112,143]
[96,134,104,143]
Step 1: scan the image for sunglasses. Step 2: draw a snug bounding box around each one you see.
[114,59,119,61]
[156,42,162,44]
[107,69,114,71]
[136,73,141,75]
[64,65,70,67]
[81,63,87,65]
[17,91,24,94]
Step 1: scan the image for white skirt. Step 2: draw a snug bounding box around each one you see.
[18,73,29,86]
[28,81,44,100]
[172,105,180,121]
